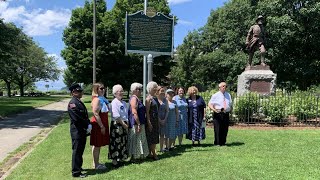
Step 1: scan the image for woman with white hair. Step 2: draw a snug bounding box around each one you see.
[109,84,129,167]
[128,82,149,161]
[145,81,159,160]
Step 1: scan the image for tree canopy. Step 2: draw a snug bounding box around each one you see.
[61,0,175,89]
[0,19,60,96]
[171,0,320,91]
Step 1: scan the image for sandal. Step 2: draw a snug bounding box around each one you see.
[95,164,107,170]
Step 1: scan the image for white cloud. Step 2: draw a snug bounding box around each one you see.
[0,1,9,14]
[167,0,192,5]
[48,53,66,71]
[0,2,71,36]
[22,9,71,36]
[178,19,193,26]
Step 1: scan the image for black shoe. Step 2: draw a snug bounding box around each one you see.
[72,173,87,178]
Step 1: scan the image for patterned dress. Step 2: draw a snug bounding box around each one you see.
[146,97,159,146]
[157,98,168,136]
[108,98,128,162]
[128,96,149,159]
[174,95,188,136]
[166,100,177,139]
[187,96,206,141]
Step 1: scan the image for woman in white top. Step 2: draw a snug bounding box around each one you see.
[109,84,129,167]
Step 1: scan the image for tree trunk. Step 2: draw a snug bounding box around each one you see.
[19,75,24,96]
[4,80,11,97]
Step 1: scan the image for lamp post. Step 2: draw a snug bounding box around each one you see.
[93,0,97,84]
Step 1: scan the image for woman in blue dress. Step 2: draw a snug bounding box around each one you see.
[174,87,188,146]
[165,89,179,150]
[156,86,169,152]
[186,86,206,146]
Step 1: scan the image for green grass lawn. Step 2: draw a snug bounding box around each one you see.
[5,122,320,179]
[0,95,69,117]
[5,98,320,179]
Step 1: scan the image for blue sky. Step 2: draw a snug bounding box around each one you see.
[0,0,228,91]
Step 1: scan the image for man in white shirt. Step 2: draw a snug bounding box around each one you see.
[208,82,232,146]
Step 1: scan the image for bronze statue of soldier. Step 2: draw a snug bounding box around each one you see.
[245,15,266,67]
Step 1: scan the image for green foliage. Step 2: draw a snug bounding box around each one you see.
[232,89,320,124]
[262,95,288,123]
[82,83,93,95]
[171,0,320,90]
[289,91,320,120]
[233,92,260,122]
[62,0,174,89]
[0,19,60,96]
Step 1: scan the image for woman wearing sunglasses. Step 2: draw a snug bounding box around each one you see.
[90,83,109,170]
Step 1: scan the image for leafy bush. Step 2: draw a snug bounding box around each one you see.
[262,95,288,123]
[201,88,320,125]
[233,92,261,122]
[290,91,320,120]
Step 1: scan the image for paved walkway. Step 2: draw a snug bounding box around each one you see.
[0,99,69,163]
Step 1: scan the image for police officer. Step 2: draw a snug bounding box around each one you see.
[68,83,91,178]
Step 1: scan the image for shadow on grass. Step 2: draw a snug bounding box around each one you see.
[85,168,110,175]
[226,141,245,147]
[84,141,245,176]
[0,109,66,129]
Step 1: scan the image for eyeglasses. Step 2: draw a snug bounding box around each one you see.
[99,87,105,90]
[136,88,142,91]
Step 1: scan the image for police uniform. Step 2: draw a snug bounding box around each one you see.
[67,84,90,177]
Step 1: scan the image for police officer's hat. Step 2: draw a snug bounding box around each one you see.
[69,83,83,92]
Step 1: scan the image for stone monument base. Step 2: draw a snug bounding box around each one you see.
[237,65,276,96]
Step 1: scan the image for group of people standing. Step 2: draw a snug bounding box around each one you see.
[67,81,232,178]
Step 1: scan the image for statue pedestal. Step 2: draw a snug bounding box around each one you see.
[237,65,277,96]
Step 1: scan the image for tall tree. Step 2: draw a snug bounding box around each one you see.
[171,0,320,91]
[0,20,60,96]
[0,22,28,96]
[12,41,60,96]
[61,0,174,90]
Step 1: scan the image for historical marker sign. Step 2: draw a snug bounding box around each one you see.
[125,11,174,56]
[250,80,271,94]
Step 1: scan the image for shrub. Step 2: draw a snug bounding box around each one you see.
[262,95,288,123]
[290,91,320,120]
[233,92,260,122]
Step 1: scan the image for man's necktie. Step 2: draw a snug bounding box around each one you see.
[223,94,227,110]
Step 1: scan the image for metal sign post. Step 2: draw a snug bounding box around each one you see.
[125,0,174,103]
[143,0,148,104]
